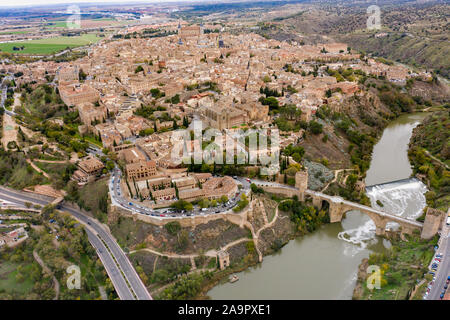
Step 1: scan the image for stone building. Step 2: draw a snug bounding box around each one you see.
[421,207,445,239]
[178,188,205,202]
[173,176,197,191]
[151,188,176,202]
[57,65,79,83]
[217,250,230,270]
[59,83,99,107]
[119,147,147,164]
[126,160,158,181]
[179,25,201,40]
[77,102,107,126]
[295,169,308,201]
[72,156,105,185]
[201,105,247,130]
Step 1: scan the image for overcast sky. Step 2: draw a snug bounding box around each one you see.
[0,0,198,7]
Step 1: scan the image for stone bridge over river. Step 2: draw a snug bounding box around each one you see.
[254,171,441,239]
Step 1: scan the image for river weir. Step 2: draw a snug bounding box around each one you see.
[208,113,429,299]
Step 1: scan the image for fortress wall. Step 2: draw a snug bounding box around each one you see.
[110,203,251,229]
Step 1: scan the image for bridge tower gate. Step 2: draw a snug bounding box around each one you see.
[312,196,322,209]
[421,207,444,239]
[295,170,308,202]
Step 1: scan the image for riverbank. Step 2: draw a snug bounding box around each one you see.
[208,109,438,299]
[351,111,440,300]
[352,234,437,300]
[408,109,449,212]
[198,195,331,299]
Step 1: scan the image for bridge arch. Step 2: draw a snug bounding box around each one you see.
[340,207,388,236]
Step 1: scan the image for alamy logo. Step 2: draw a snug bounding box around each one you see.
[367,5,381,30]
[366,265,381,290]
[170,120,280,176]
[66,5,81,29]
[66,265,81,290]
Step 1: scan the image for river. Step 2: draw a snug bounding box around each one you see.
[208,113,429,300]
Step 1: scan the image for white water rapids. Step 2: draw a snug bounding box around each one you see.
[337,178,428,249]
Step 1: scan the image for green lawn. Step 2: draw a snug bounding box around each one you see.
[0,262,35,295]
[0,34,102,55]
[46,21,70,28]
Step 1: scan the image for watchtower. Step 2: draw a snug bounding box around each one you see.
[421,207,444,239]
[295,169,308,201]
[217,250,230,270]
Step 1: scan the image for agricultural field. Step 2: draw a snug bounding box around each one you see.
[0,34,103,55]
[45,18,118,29]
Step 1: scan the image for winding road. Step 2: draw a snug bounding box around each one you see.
[0,186,151,300]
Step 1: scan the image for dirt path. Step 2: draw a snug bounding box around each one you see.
[26,159,51,179]
[130,237,251,260]
[131,198,287,267]
[11,93,20,111]
[34,159,70,164]
[33,250,60,300]
[424,149,449,170]
[255,199,283,239]
[321,168,356,192]
[1,112,18,150]
[129,247,216,258]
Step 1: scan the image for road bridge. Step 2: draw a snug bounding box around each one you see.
[253,171,433,238]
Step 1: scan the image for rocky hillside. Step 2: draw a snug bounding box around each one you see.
[408,109,449,211]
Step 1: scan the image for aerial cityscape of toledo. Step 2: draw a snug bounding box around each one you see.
[0,0,448,306]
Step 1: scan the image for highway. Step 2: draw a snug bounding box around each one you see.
[0,186,151,300]
[427,223,450,300]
